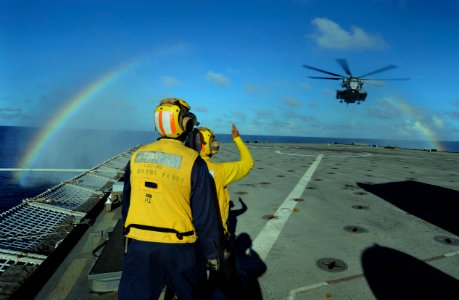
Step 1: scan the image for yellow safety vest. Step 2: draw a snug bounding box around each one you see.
[124,139,199,243]
[204,136,254,233]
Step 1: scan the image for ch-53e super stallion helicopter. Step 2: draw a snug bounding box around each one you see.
[303,58,408,104]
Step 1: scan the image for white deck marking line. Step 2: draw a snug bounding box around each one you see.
[252,154,324,261]
[0,168,88,172]
[275,150,316,157]
[328,153,373,158]
[287,249,459,299]
[275,150,373,158]
[249,146,274,149]
[444,250,459,257]
[288,282,329,300]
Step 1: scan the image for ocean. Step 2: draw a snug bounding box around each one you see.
[1,125,458,213]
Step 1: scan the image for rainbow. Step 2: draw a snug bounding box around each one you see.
[16,58,143,183]
[385,98,445,151]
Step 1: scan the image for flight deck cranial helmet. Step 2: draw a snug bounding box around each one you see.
[154,98,199,139]
[186,127,220,157]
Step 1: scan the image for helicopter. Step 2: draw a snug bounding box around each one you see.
[303,59,408,104]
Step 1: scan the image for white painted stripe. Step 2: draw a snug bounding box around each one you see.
[275,150,373,158]
[162,111,173,135]
[328,153,373,158]
[252,154,324,260]
[0,168,88,172]
[444,250,459,257]
[249,146,274,149]
[288,282,329,300]
[275,150,316,157]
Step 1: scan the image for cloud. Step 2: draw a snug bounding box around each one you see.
[245,84,259,93]
[252,108,272,118]
[245,84,271,94]
[194,105,208,113]
[281,109,316,123]
[364,97,409,120]
[432,116,445,129]
[299,114,316,122]
[309,18,388,50]
[0,107,23,120]
[446,111,459,120]
[280,97,302,107]
[232,111,247,121]
[206,71,230,87]
[301,82,311,91]
[307,100,317,109]
[364,102,399,119]
[160,76,180,87]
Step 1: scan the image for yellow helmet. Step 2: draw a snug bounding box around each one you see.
[186,127,220,157]
[154,98,199,138]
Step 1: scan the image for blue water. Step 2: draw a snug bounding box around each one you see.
[1,125,458,213]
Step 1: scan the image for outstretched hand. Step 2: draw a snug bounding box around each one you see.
[232,124,240,139]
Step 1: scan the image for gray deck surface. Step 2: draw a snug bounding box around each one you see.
[35,143,459,299]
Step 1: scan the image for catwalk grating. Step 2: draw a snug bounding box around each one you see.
[0,146,138,299]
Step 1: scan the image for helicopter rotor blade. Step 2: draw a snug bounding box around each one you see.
[309,76,342,80]
[336,58,352,76]
[360,77,410,81]
[358,65,398,78]
[303,64,343,77]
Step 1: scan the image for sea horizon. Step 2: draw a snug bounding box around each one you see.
[1,125,458,213]
[2,124,458,152]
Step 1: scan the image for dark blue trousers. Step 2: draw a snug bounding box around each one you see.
[118,239,206,300]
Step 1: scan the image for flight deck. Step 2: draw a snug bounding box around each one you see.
[2,142,458,299]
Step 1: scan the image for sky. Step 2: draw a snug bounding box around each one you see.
[1,0,459,144]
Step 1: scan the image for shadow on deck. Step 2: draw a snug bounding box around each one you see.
[358,180,459,236]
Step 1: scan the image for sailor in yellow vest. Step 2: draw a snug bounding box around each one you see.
[119,98,220,300]
[185,124,254,290]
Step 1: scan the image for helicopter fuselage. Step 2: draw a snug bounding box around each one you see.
[336,88,367,104]
[337,77,367,104]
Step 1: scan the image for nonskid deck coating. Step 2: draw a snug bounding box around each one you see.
[227,143,459,299]
[35,143,459,299]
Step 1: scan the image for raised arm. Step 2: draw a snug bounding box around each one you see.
[222,124,254,186]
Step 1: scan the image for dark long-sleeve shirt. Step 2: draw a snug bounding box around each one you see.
[122,156,220,259]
